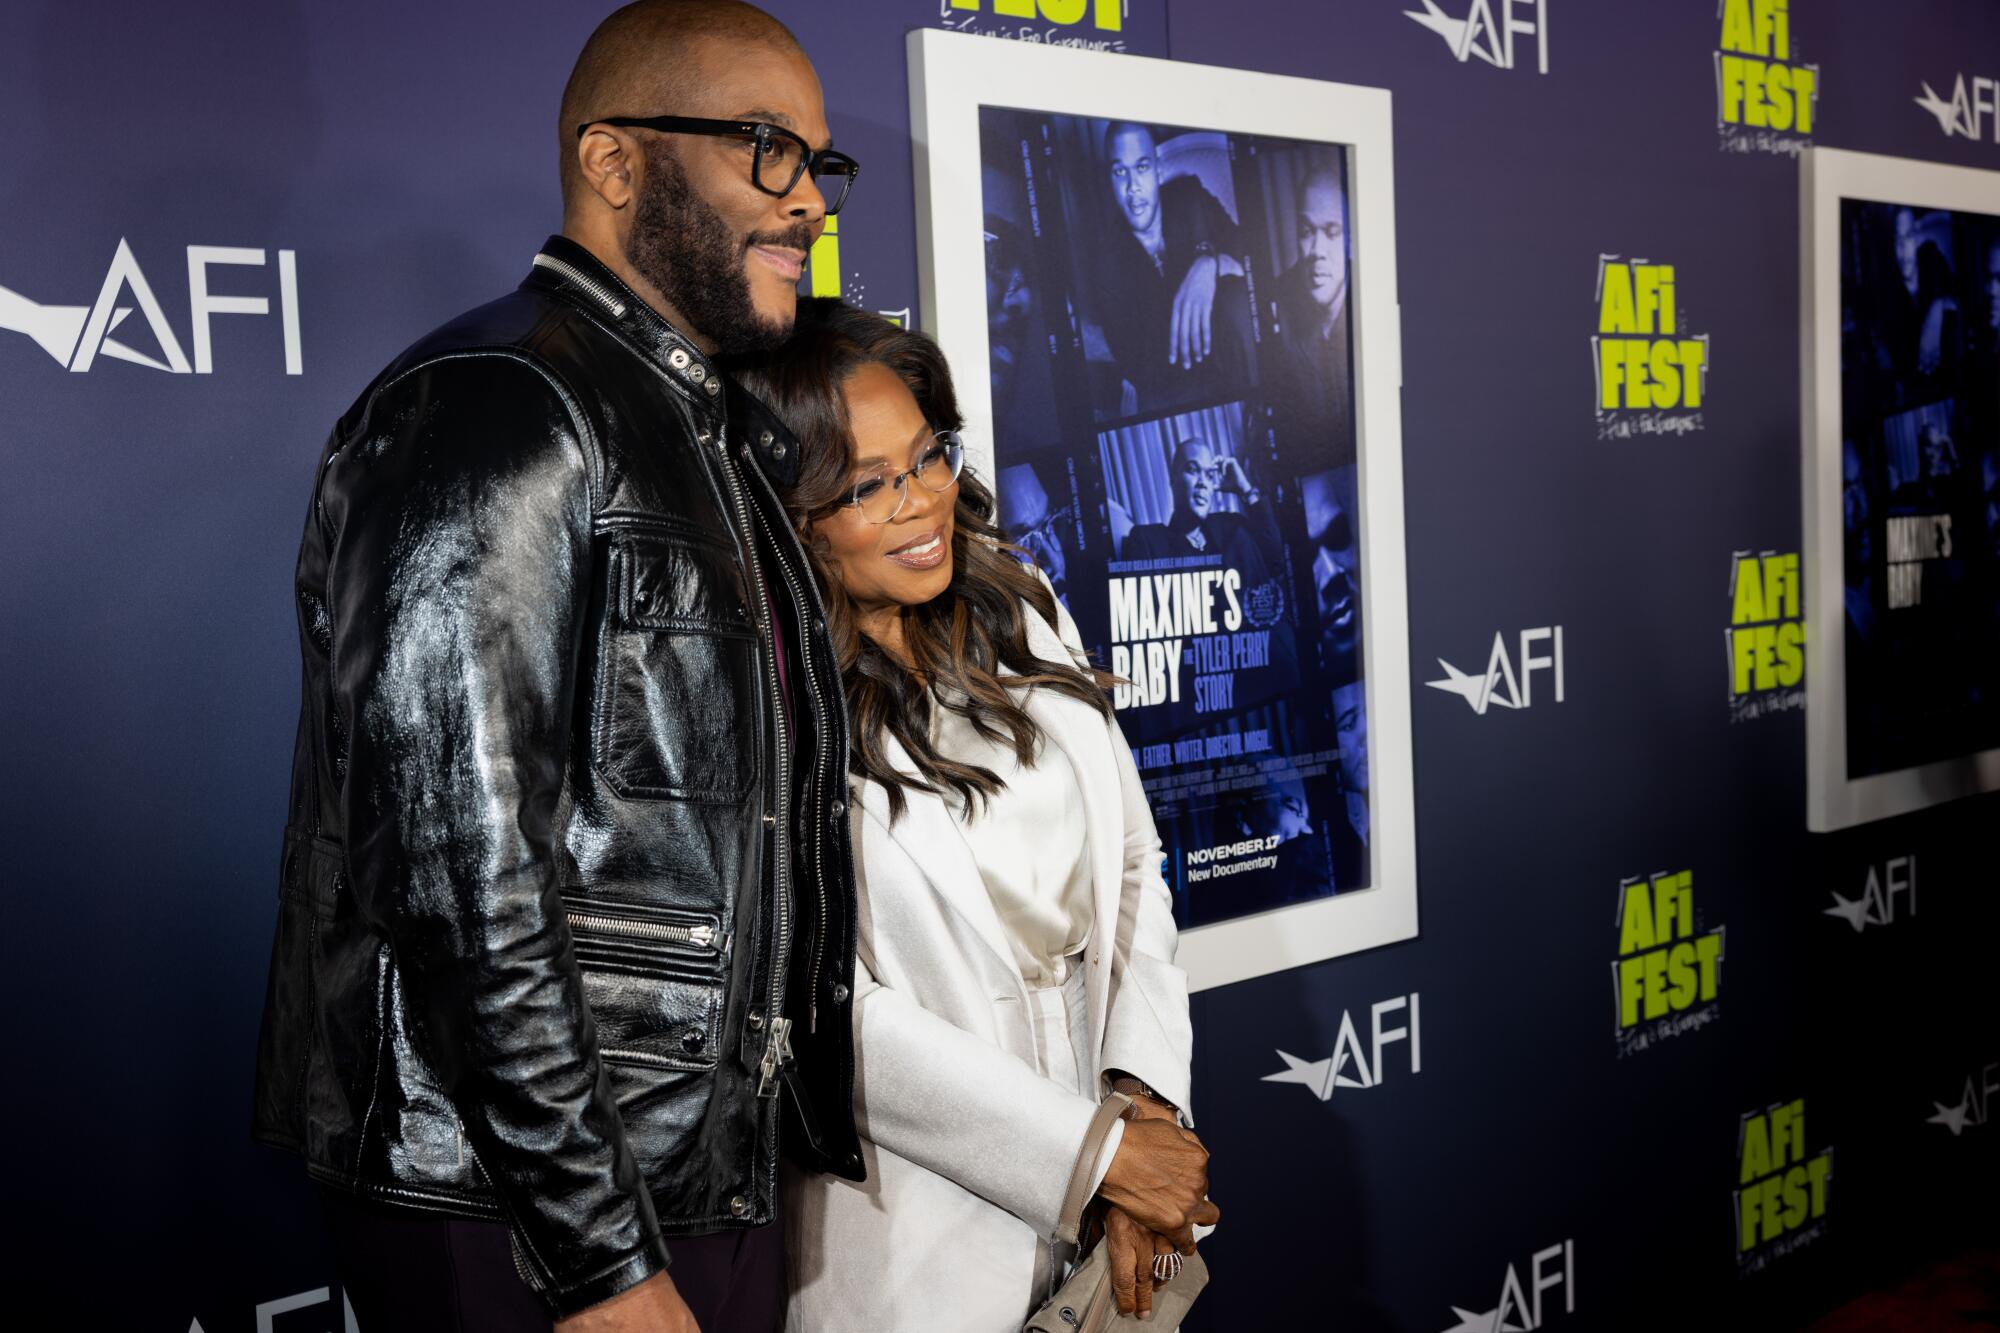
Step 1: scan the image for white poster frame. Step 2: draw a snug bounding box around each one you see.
[1801,147,2000,832]
[908,29,1416,989]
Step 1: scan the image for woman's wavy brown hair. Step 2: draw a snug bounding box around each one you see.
[734,297,1115,820]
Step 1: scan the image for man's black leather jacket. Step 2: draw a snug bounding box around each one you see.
[252,237,862,1316]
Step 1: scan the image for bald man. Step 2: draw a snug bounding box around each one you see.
[251,5,861,1331]
[1267,161,1354,462]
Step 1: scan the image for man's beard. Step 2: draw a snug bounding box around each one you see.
[627,143,808,355]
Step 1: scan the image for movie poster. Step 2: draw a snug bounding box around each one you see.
[1838,199,2000,779]
[980,107,1368,930]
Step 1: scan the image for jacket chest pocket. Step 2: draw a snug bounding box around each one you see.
[594,532,761,802]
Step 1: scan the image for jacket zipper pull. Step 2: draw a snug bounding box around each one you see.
[756,1016,794,1098]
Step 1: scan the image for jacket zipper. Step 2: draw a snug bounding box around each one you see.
[706,429,794,1097]
[530,252,628,317]
[566,911,716,951]
[740,464,836,1036]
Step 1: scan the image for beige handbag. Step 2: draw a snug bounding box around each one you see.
[1024,1239,1209,1332]
[1024,1095,1210,1332]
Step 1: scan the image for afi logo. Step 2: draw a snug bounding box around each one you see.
[0,238,301,375]
[1427,627,1564,715]
[1437,1240,1575,1333]
[1824,856,1915,932]
[1928,1062,1997,1137]
[1915,74,1999,142]
[1263,993,1420,1100]
[188,1285,358,1333]
[1404,0,1549,75]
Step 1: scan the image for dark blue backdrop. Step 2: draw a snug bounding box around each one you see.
[3,2,1996,1328]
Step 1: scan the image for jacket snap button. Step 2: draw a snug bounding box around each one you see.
[729,1194,749,1217]
[759,430,774,447]
[748,1010,766,1031]
[668,347,690,369]
[681,1027,705,1053]
[830,799,846,818]
[832,983,850,1004]
[771,440,788,460]
[689,363,707,383]
[704,378,720,396]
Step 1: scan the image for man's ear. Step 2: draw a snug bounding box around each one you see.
[577,128,635,209]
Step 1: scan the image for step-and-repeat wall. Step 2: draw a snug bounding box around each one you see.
[3,1,1996,1328]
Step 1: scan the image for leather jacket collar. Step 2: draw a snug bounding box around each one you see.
[523,236,802,493]
[525,235,724,410]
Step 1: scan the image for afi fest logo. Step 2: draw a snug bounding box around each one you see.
[1734,1098,1832,1273]
[937,0,1130,51]
[1436,1241,1575,1333]
[1263,993,1421,1101]
[1927,1061,1996,1137]
[1824,855,1915,933]
[1594,256,1709,440]
[1714,0,1818,156]
[806,217,911,328]
[1726,550,1803,722]
[1427,626,1563,716]
[1915,74,2000,142]
[0,239,302,375]
[1404,0,1549,75]
[1612,869,1724,1059]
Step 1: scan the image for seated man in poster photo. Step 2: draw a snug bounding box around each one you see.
[1121,435,1298,712]
[1092,121,1254,417]
[1266,163,1355,462]
[1121,435,1278,571]
[1871,206,1962,409]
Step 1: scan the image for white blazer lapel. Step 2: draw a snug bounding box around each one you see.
[857,727,1023,993]
[1020,610,1124,1060]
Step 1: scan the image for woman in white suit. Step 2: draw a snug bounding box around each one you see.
[738,299,1216,1332]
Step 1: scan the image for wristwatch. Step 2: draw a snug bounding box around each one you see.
[1111,1073,1176,1112]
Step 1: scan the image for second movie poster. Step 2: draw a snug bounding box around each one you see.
[979,106,1368,931]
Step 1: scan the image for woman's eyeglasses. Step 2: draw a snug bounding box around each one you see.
[844,432,964,524]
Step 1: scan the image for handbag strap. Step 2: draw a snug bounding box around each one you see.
[1054,1092,1133,1246]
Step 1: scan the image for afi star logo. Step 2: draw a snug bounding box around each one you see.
[1264,993,1420,1100]
[1437,1240,1575,1333]
[0,238,301,375]
[1914,74,1998,142]
[1427,627,1564,715]
[1404,0,1549,74]
[1824,856,1915,932]
[187,1285,358,1333]
[1927,1062,1996,1137]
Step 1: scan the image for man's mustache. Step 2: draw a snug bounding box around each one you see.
[746,222,816,253]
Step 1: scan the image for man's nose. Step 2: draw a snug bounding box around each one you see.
[783,169,828,225]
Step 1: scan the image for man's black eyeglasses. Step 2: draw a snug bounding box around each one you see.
[578,116,859,215]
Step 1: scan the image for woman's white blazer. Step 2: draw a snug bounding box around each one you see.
[782,590,1194,1333]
